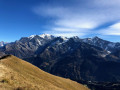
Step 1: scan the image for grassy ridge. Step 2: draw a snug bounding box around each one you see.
[0,55,89,90]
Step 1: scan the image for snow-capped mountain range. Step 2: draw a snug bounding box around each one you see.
[28,34,54,40]
[26,34,120,53]
[1,34,120,53]
[1,34,120,85]
[0,34,120,62]
[82,36,120,53]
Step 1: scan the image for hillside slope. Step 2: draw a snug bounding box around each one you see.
[0,55,89,90]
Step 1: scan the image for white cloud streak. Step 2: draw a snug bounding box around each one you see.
[99,22,120,35]
[33,0,120,37]
[43,30,86,37]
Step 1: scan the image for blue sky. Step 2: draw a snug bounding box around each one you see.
[0,0,120,42]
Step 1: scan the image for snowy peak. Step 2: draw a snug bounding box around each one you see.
[39,34,51,38]
[59,36,69,41]
[28,34,54,40]
[39,34,54,39]
[0,41,8,47]
[0,41,4,47]
[29,35,36,39]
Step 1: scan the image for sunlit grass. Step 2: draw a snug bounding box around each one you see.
[0,55,89,90]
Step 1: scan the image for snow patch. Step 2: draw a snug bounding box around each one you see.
[36,39,41,45]
[39,34,52,39]
[59,36,69,42]
[29,35,36,39]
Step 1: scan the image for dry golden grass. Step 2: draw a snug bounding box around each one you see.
[0,55,89,90]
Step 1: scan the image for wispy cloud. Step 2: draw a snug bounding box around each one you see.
[33,0,120,37]
[43,30,86,37]
[53,28,78,32]
[43,27,91,37]
[99,22,120,35]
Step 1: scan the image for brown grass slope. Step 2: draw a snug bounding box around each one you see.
[0,55,89,90]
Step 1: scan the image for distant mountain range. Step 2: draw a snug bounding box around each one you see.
[0,34,120,89]
[82,36,120,52]
[0,41,8,47]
